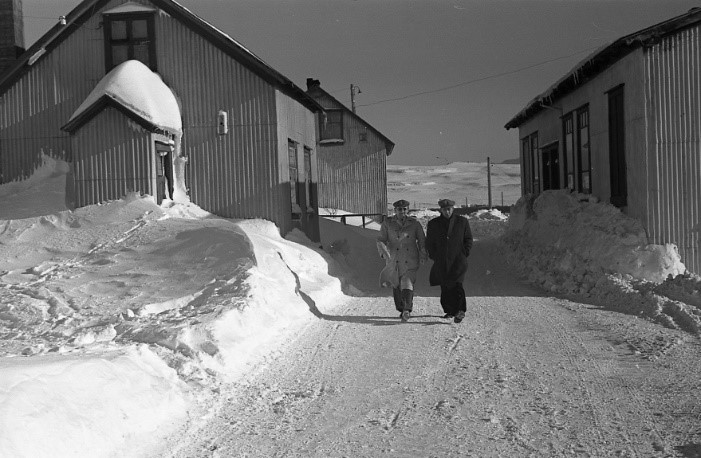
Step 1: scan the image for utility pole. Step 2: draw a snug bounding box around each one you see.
[350,84,361,113]
[487,156,493,209]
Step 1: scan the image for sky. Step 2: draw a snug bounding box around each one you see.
[20,0,701,165]
[1,156,696,456]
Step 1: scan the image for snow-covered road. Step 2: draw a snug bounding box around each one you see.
[163,237,701,457]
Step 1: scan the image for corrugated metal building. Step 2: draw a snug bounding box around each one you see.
[306,79,394,217]
[505,8,701,275]
[0,0,323,241]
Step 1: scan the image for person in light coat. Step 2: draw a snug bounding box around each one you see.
[377,199,427,321]
[426,198,473,323]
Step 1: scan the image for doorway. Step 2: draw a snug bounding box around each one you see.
[154,141,174,204]
[541,143,560,191]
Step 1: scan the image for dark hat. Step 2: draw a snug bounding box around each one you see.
[438,199,455,208]
[393,199,410,208]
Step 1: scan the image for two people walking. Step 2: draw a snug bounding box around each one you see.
[377,198,473,323]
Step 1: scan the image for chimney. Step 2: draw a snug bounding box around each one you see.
[306,78,320,90]
[0,0,24,75]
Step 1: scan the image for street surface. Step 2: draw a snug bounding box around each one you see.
[165,233,701,457]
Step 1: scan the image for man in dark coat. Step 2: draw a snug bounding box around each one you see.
[425,199,473,323]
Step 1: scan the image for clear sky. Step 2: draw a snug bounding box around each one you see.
[23,0,701,165]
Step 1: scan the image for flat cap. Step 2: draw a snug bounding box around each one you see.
[393,199,410,208]
[438,198,455,208]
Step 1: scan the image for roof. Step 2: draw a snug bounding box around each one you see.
[62,60,182,134]
[306,80,395,155]
[505,7,701,130]
[0,0,322,113]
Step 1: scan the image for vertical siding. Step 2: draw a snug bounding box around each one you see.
[156,13,281,225]
[275,91,318,239]
[316,113,388,215]
[0,5,104,183]
[645,26,701,274]
[72,107,152,207]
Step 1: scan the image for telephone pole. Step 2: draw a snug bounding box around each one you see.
[487,156,493,209]
[350,84,361,113]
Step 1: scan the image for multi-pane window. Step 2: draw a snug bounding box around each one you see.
[319,110,343,141]
[561,105,592,194]
[304,147,312,208]
[563,114,575,190]
[521,132,539,194]
[577,107,591,194]
[288,140,299,209]
[104,13,156,71]
[530,133,539,194]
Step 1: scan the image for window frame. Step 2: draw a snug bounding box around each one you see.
[521,132,539,194]
[319,109,344,142]
[576,105,591,194]
[103,12,157,72]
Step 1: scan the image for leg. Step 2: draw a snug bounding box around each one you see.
[439,284,452,316]
[453,282,466,323]
[392,288,403,312]
[401,289,413,322]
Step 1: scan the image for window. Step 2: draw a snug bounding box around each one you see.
[304,147,313,208]
[104,13,156,71]
[577,107,591,194]
[319,110,343,142]
[563,114,575,190]
[562,105,592,194]
[521,132,539,194]
[288,140,300,213]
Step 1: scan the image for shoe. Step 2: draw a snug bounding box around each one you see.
[454,311,465,323]
[443,313,454,319]
[401,310,411,322]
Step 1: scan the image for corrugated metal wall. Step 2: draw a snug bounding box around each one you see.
[72,107,153,207]
[318,148,387,215]
[645,26,701,274]
[0,7,103,183]
[155,11,287,228]
[312,91,389,215]
[0,0,320,238]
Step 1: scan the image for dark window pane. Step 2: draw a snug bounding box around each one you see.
[111,20,127,40]
[132,19,148,39]
[133,44,150,65]
[112,45,129,66]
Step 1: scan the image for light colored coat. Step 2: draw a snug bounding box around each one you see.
[377,215,427,289]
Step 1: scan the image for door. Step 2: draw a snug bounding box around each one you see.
[608,85,627,207]
[541,143,560,190]
[154,141,174,204]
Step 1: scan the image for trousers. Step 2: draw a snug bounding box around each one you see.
[440,282,466,315]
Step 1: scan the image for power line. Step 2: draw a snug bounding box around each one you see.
[357,45,603,108]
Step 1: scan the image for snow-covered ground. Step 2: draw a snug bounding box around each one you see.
[2,157,701,457]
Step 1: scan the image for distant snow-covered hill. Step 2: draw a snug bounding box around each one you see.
[387,162,521,210]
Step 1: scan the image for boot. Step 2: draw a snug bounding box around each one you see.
[392,288,403,312]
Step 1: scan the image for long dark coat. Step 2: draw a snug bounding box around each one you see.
[426,213,473,286]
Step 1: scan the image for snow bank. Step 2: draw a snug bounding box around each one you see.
[506,191,685,283]
[503,190,701,334]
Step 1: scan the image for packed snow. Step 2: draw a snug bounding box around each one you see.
[67,60,182,134]
[2,156,701,457]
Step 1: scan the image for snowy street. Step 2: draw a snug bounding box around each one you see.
[165,235,701,458]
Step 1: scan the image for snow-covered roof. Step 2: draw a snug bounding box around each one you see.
[504,7,701,130]
[63,60,182,134]
[102,2,157,14]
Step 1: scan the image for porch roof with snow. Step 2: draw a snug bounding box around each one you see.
[0,0,322,113]
[61,60,182,135]
[504,7,701,130]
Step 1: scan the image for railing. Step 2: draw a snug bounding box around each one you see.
[323,213,384,228]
